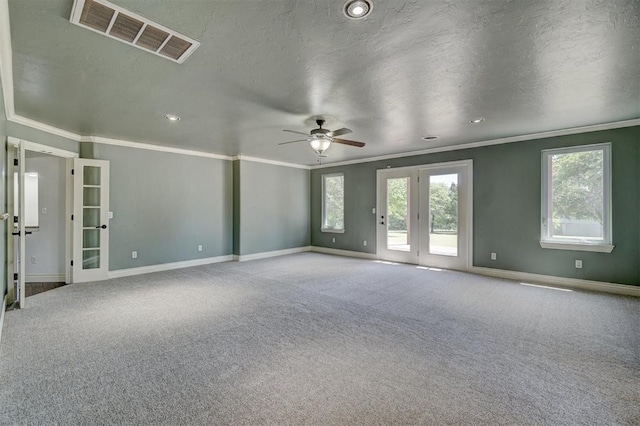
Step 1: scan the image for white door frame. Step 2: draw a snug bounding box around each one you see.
[376,160,473,271]
[7,137,78,307]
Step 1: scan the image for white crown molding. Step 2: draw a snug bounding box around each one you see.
[0,0,14,118]
[9,114,83,141]
[84,135,234,160]
[232,155,311,170]
[310,118,640,169]
[237,246,312,262]
[470,266,640,297]
[107,255,234,279]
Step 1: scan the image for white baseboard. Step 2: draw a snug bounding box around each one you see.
[237,246,312,262]
[26,274,65,283]
[470,266,640,297]
[310,246,378,260]
[108,255,235,279]
[0,294,8,348]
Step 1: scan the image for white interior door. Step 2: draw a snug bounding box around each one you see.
[419,162,472,271]
[73,159,110,283]
[377,170,418,264]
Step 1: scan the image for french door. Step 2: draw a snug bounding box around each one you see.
[72,159,110,282]
[377,160,472,271]
[377,169,419,263]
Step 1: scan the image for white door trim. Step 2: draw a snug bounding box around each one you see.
[8,137,78,158]
[7,137,77,292]
[17,141,25,308]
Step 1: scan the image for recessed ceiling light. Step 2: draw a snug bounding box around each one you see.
[164,114,181,121]
[343,0,372,19]
[422,136,438,141]
[469,117,485,124]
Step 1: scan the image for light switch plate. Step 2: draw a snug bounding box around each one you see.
[108,211,114,219]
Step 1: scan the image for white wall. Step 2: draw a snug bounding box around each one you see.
[25,152,66,281]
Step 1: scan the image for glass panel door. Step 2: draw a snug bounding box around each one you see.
[73,159,110,282]
[377,170,418,264]
[419,162,471,271]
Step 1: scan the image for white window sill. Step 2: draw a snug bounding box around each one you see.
[539,241,614,253]
[321,228,345,234]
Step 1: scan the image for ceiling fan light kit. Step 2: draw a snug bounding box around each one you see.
[310,138,332,155]
[280,119,366,157]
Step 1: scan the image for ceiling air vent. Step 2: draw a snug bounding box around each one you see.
[70,0,200,64]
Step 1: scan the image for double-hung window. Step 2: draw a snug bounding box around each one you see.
[540,143,613,252]
[321,173,345,233]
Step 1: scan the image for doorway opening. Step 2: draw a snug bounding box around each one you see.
[7,138,77,308]
[23,151,68,297]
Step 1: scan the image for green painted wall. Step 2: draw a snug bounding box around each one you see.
[93,144,233,270]
[0,81,6,298]
[311,126,640,286]
[237,161,310,255]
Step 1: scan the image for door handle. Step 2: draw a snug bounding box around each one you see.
[96,224,107,229]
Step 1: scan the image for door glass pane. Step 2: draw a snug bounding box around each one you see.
[83,166,101,186]
[83,249,100,270]
[83,208,100,227]
[429,174,458,256]
[83,187,101,207]
[387,177,410,252]
[83,229,100,249]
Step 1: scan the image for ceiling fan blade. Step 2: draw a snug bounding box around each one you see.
[283,129,310,137]
[333,138,365,148]
[331,128,352,137]
[278,139,308,145]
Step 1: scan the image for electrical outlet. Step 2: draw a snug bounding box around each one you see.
[363,240,367,246]
[332,237,336,243]
[575,260,582,269]
[41,207,47,215]
[132,251,138,259]
[491,252,497,261]
[31,256,36,264]
[108,211,114,219]
[372,208,376,214]
[198,245,203,252]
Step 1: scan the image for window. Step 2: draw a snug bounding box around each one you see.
[322,173,345,233]
[541,143,613,252]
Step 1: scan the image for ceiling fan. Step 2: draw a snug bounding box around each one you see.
[279,119,365,156]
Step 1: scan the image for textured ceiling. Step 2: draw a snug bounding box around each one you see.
[8,0,640,165]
